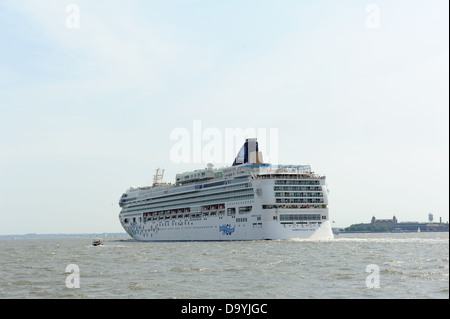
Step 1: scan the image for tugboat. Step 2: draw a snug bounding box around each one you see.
[92,238,103,246]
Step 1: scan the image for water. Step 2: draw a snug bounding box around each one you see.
[0,232,448,299]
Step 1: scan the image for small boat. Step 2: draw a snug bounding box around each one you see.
[92,238,103,246]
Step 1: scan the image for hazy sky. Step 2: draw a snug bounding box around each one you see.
[0,0,448,235]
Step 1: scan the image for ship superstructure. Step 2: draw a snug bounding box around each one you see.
[118,138,333,241]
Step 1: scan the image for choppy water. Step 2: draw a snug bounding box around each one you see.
[0,232,448,299]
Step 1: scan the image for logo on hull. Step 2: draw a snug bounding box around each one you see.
[219,224,235,235]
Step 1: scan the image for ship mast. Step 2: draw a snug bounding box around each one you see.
[152,168,165,187]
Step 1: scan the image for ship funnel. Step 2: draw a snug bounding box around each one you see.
[232,138,264,166]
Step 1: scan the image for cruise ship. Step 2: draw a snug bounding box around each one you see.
[118,138,334,241]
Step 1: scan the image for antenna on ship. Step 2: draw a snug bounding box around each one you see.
[153,168,165,187]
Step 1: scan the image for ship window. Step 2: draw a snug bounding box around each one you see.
[279,214,321,221]
[239,206,252,214]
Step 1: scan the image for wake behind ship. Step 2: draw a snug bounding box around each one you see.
[118,139,334,241]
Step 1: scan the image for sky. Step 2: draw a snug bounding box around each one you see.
[0,0,448,235]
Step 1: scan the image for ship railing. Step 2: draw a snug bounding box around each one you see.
[253,173,325,180]
[222,164,314,178]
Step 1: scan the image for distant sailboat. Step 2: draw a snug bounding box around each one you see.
[417,227,421,233]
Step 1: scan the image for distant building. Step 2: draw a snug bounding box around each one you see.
[371,216,398,228]
[345,215,449,233]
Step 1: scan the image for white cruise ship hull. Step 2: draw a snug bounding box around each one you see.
[125,218,333,241]
[118,138,334,241]
[119,177,334,241]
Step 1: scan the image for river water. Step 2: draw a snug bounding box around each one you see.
[0,232,448,299]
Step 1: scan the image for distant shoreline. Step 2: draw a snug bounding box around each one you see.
[2,230,448,239]
[0,232,130,239]
[338,230,449,234]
